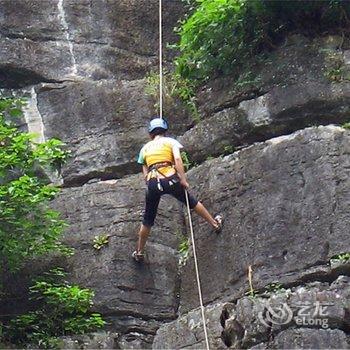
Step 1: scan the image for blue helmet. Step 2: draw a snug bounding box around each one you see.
[148,117,168,133]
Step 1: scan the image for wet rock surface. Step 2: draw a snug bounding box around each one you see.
[0,0,185,83]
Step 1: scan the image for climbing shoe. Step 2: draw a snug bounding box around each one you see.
[132,250,144,262]
[214,214,223,233]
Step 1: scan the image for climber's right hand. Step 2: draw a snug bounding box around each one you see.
[180,179,190,189]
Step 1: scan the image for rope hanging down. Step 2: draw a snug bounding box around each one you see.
[158,2,209,348]
[185,191,210,350]
[159,0,163,119]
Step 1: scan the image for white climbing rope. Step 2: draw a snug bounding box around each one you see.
[185,191,210,350]
[158,2,209,347]
[159,0,163,119]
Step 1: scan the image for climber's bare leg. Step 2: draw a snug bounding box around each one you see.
[136,224,151,253]
[193,202,219,229]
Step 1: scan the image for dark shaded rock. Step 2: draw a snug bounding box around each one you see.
[0,38,74,85]
[180,81,350,164]
[35,79,191,186]
[224,276,350,348]
[117,332,154,349]
[106,316,159,349]
[59,332,118,349]
[153,302,230,350]
[180,126,350,312]
[271,328,348,349]
[0,65,58,89]
[197,35,350,118]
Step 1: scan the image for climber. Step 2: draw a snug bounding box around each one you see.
[132,117,223,262]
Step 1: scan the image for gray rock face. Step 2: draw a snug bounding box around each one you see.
[181,79,350,164]
[153,302,230,350]
[53,174,183,317]
[10,78,191,187]
[38,79,155,186]
[180,126,350,312]
[0,0,185,85]
[197,35,350,118]
[153,276,350,349]
[36,79,155,186]
[0,0,191,187]
[271,328,348,349]
[59,332,118,349]
[51,174,185,347]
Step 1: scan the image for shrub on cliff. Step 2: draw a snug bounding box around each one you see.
[2,268,105,348]
[0,98,105,348]
[0,96,70,272]
[175,0,350,81]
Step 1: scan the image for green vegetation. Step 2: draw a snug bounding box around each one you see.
[0,97,105,348]
[2,268,105,348]
[175,0,350,81]
[0,96,71,273]
[342,122,350,129]
[145,70,200,122]
[246,281,286,299]
[93,234,110,250]
[323,49,350,82]
[261,282,285,295]
[181,151,195,171]
[330,252,350,263]
[222,145,235,156]
[177,231,190,267]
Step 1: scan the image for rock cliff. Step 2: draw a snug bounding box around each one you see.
[1,1,349,349]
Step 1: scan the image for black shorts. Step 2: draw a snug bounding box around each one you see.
[142,175,198,227]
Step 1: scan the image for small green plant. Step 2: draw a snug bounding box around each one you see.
[179,237,190,255]
[245,289,259,299]
[342,122,350,129]
[145,70,200,123]
[262,282,285,295]
[181,151,194,171]
[235,70,262,89]
[177,231,190,267]
[93,234,109,250]
[323,50,347,82]
[2,269,105,348]
[330,252,350,263]
[223,145,236,156]
[246,281,285,299]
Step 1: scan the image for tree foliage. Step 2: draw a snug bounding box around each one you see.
[0,96,70,273]
[175,0,350,81]
[2,268,105,348]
